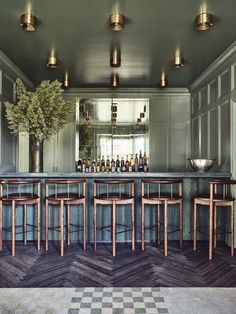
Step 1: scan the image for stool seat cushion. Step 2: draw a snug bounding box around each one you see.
[1,193,39,202]
[143,192,181,201]
[96,193,133,201]
[195,194,235,202]
[47,192,84,201]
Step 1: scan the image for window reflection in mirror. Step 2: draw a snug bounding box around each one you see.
[76,98,149,163]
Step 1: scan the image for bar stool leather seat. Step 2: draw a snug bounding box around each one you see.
[94,179,135,256]
[45,179,86,256]
[142,179,183,256]
[0,179,41,256]
[194,179,235,260]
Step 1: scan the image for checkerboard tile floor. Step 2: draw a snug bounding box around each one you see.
[68,288,169,314]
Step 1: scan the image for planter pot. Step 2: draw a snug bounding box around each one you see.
[30,136,44,172]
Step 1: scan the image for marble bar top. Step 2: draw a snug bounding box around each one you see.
[0,172,231,178]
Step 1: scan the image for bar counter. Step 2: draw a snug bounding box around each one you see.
[0,172,231,244]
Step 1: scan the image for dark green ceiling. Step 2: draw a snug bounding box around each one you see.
[0,0,236,88]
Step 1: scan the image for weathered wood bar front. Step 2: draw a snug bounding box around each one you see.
[0,172,231,246]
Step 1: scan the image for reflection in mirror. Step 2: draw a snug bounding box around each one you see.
[75,98,149,172]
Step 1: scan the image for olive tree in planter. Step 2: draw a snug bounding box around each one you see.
[5,78,74,172]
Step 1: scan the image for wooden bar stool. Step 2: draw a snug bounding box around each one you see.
[94,179,135,257]
[142,179,183,256]
[45,179,86,256]
[0,179,41,256]
[193,179,235,260]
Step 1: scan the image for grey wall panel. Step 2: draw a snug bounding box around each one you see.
[208,108,218,159]
[209,79,217,103]
[219,101,230,171]
[149,97,168,122]
[149,122,168,171]
[220,70,230,98]
[200,112,207,158]
[191,94,199,116]
[192,117,199,158]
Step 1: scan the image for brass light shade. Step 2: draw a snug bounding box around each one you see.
[110,48,121,67]
[63,72,69,88]
[160,73,168,88]
[111,73,119,87]
[172,55,184,68]
[47,55,58,68]
[20,13,37,32]
[109,13,125,31]
[195,13,213,31]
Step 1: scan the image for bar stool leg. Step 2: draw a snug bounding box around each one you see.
[83,201,86,251]
[164,201,168,257]
[0,200,2,252]
[94,201,97,251]
[141,200,145,251]
[67,205,70,246]
[12,200,16,256]
[209,200,213,260]
[193,200,197,251]
[60,200,64,257]
[157,204,161,245]
[24,205,27,246]
[213,204,217,250]
[112,201,116,257]
[132,199,135,251]
[37,201,40,251]
[45,199,49,251]
[231,202,234,257]
[179,201,183,251]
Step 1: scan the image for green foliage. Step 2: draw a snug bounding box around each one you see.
[5,78,75,142]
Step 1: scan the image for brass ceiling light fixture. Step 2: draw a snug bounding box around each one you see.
[47,51,58,68]
[160,72,168,88]
[111,73,119,87]
[195,13,213,31]
[20,13,37,32]
[63,72,69,88]
[109,13,125,31]
[172,51,184,68]
[110,48,121,67]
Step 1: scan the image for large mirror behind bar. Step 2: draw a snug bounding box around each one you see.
[75,98,149,171]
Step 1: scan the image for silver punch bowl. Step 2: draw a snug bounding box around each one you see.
[188,159,215,172]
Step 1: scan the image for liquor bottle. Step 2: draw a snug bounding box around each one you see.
[134,154,139,172]
[125,155,130,171]
[106,156,111,172]
[92,158,96,173]
[130,154,135,172]
[76,159,82,172]
[88,158,92,173]
[111,157,116,173]
[85,158,89,173]
[138,150,144,172]
[96,156,101,173]
[82,158,87,173]
[101,155,105,172]
[116,155,121,173]
[121,156,126,172]
[143,152,148,172]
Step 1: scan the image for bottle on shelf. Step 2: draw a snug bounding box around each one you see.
[92,158,96,173]
[111,157,116,173]
[106,156,111,172]
[121,156,126,172]
[76,159,82,172]
[82,158,87,173]
[101,155,105,172]
[134,154,139,172]
[96,156,101,173]
[138,150,144,172]
[143,152,148,172]
[125,155,130,172]
[116,155,121,173]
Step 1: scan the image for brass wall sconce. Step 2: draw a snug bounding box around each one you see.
[111,73,119,87]
[109,13,125,31]
[47,53,58,68]
[140,113,145,118]
[195,13,213,31]
[137,118,141,123]
[110,48,121,67]
[20,13,37,32]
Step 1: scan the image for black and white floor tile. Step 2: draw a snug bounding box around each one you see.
[68,287,168,314]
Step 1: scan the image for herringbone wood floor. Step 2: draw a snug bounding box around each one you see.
[0,241,235,288]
